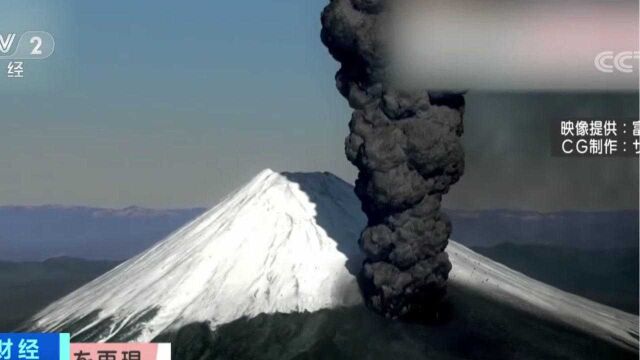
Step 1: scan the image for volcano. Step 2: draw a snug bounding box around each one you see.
[27,170,638,357]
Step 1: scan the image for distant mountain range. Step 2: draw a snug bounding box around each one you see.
[448,209,638,249]
[0,205,205,261]
[0,205,636,261]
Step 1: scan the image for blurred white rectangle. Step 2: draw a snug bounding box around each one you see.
[157,343,172,360]
[390,0,639,91]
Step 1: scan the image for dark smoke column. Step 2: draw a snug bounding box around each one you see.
[321,0,465,319]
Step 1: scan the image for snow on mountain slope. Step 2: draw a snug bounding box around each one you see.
[29,169,638,351]
[30,169,364,341]
[447,242,638,351]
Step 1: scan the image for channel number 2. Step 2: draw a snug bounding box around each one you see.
[30,36,43,55]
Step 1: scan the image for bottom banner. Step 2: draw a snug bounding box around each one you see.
[0,333,170,360]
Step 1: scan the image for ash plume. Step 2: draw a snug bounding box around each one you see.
[321,0,465,319]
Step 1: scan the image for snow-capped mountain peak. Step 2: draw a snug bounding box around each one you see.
[30,169,364,341]
[29,169,638,352]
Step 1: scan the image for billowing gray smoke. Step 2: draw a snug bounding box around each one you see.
[321,0,465,319]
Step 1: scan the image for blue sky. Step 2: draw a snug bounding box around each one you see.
[0,1,637,210]
[0,1,355,207]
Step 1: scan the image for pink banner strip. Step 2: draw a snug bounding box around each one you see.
[70,343,171,360]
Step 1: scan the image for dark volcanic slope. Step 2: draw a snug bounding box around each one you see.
[155,284,637,360]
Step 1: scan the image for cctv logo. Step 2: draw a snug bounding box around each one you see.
[0,31,54,60]
[0,33,16,54]
[594,51,640,73]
